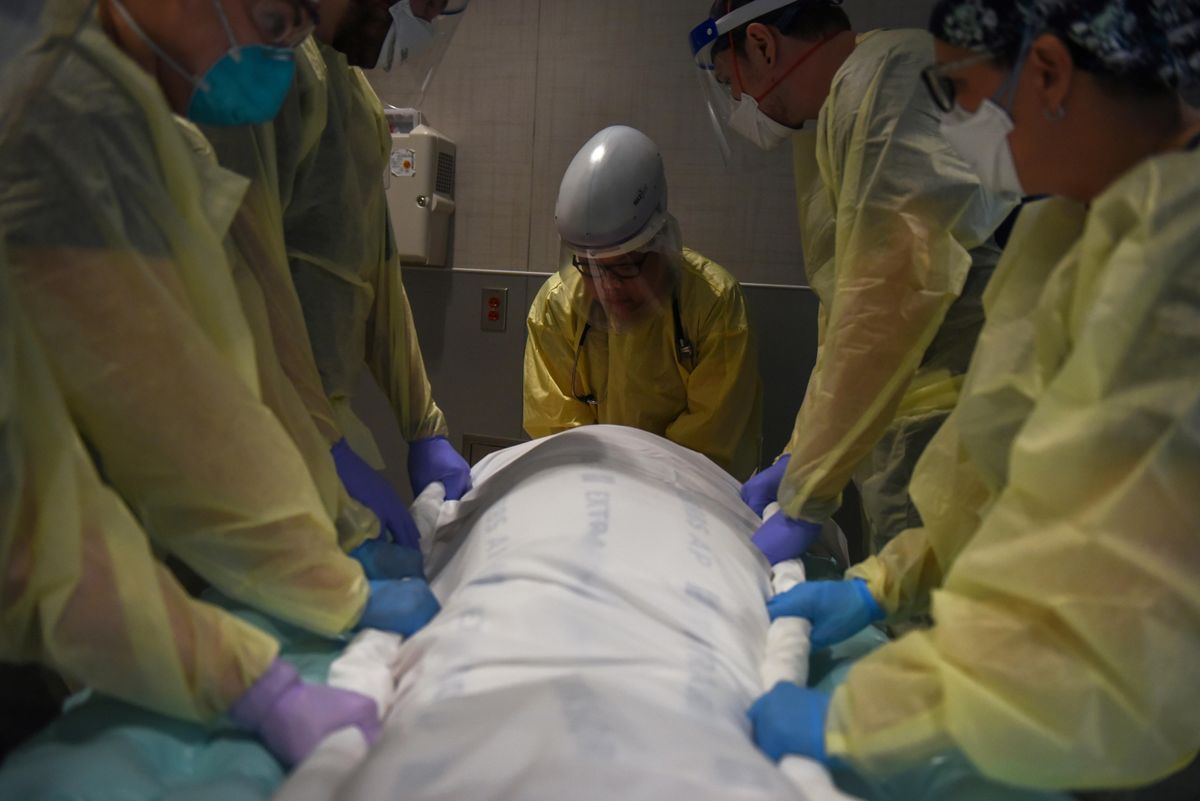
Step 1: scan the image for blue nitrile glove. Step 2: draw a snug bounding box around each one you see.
[357,578,440,637]
[350,537,424,580]
[331,438,421,548]
[229,659,380,768]
[407,435,472,500]
[751,513,822,564]
[748,682,832,764]
[767,579,885,649]
[740,454,790,516]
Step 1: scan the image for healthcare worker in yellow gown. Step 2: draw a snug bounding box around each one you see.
[750,0,1200,794]
[199,1,472,550]
[690,0,1017,562]
[279,1,473,510]
[174,118,399,563]
[0,249,383,766]
[523,125,763,481]
[0,0,440,768]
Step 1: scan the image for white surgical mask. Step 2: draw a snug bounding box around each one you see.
[940,100,1025,196]
[728,93,798,151]
[375,0,435,71]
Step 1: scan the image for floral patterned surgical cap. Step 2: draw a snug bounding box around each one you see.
[929,0,1200,88]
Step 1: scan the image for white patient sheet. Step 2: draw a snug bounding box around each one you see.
[276,425,858,801]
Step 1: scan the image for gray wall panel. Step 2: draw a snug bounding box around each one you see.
[745,285,818,462]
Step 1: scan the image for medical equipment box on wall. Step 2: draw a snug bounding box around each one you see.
[384,108,456,268]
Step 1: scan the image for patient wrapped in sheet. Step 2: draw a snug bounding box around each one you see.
[0,428,1069,801]
[278,425,854,801]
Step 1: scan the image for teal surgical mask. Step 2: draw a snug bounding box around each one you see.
[111,0,296,126]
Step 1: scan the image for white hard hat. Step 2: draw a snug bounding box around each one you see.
[554,125,669,259]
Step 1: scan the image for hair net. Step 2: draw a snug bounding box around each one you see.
[930,0,1200,88]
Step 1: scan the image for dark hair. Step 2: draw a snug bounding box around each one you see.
[1033,37,1175,98]
[708,0,851,58]
[980,33,1176,100]
[929,0,1195,98]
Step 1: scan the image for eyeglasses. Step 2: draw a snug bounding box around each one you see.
[571,251,650,280]
[250,0,320,48]
[921,51,994,113]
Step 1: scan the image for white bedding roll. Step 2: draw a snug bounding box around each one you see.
[278,426,856,801]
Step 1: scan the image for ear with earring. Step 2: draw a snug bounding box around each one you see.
[1043,104,1066,121]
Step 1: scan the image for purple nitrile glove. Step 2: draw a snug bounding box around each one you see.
[741,454,791,516]
[356,578,441,637]
[767,579,885,648]
[407,435,472,500]
[751,513,822,564]
[331,438,421,548]
[350,536,424,580]
[229,659,380,768]
[748,682,832,764]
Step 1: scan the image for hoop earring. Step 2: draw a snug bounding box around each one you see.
[1043,104,1066,121]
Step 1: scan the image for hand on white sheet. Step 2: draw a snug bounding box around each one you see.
[229,659,380,769]
[350,537,425,580]
[407,436,472,500]
[748,681,832,765]
[767,579,884,649]
[357,579,441,636]
[741,455,791,516]
[752,513,823,564]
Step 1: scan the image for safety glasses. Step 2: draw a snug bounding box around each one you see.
[920,51,994,113]
[924,31,1034,115]
[572,252,650,280]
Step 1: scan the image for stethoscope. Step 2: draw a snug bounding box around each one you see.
[571,293,696,407]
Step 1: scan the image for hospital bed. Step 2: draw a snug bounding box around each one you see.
[0,426,1072,801]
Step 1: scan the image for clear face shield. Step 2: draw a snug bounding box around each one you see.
[559,214,684,335]
[370,0,469,109]
[688,0,836,165]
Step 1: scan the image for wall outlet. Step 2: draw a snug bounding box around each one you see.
[481,287,507,332]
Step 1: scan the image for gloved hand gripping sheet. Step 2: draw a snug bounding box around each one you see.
[277,424,853,801]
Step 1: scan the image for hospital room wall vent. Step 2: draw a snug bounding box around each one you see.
[436,152,456,199]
